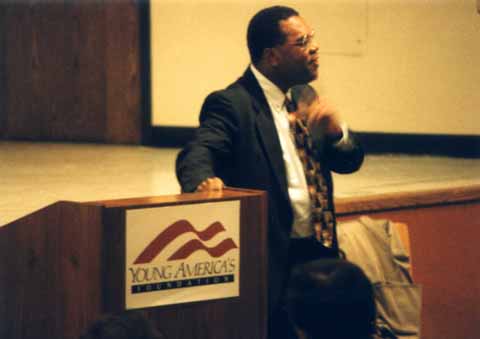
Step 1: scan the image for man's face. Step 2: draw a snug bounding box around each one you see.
[274,16,319,86]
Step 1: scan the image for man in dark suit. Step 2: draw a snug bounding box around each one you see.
[176,6,371,339]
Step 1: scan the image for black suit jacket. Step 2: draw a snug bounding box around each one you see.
[176,68,364,314]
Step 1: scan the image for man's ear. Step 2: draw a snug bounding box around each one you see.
[263,47,280,67]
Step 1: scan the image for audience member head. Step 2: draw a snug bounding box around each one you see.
[80,310,166,339]
[287,259,376,339]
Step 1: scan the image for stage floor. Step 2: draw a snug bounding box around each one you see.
[1,141,479,226]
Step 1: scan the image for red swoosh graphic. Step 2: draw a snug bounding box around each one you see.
[168,238,238,261]
[133,220,228,264]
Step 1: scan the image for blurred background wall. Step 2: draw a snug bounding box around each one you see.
[151,0,480,135]
[1,0,479,152]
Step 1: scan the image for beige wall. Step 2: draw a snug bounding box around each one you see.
[151,0,480,135]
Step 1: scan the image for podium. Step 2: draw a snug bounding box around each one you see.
[0,188,268,339]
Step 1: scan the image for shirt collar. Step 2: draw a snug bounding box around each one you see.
[250,64,291,112]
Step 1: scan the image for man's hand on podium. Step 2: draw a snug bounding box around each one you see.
[195,177,225,192]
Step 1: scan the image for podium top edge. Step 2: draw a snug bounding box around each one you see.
[82,187,266,209]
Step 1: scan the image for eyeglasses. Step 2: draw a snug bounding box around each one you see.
[289,32,316,50]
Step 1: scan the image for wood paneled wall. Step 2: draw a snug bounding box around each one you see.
[0,1,144,144]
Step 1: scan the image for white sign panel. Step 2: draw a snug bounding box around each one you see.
[125,200,240,309]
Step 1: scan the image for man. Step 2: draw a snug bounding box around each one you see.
[176,6,369,339]
[80,311,166,339]
[286,260,376,339]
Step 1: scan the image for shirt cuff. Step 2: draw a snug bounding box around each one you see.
[334,122,350,146]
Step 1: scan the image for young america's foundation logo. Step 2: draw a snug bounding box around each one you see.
[129,219,238,295]
[125,201,240,309]
[133,219,238,263]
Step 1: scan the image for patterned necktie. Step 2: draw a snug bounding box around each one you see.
[286,98,337,250]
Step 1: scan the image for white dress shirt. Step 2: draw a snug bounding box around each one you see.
[250,65,313,238]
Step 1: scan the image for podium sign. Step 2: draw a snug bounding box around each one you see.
[125,201,241,309]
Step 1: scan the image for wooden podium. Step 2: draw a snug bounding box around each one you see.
[0,188,268,339]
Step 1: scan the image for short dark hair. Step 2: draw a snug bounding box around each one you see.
[287,260,376,339]
[80,311,166,339]
[247,6,299,64]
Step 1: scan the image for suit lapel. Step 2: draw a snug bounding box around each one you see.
[239,69,290,200]
[255,110,290,200]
